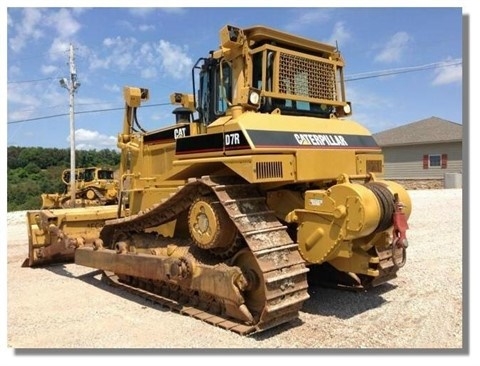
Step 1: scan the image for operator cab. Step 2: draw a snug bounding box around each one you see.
[193,25,352,126]
[195,57,233,125]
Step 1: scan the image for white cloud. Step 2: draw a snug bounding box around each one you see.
[375,32,411,63]
[129,8,156,17]
[7,83,42,108]
[104,36,137,51]
[8,8,44,52]
[89,54,111,70]
[8,109,36,122]
[328,22,350,47]
[432,60,462,86]
[41,65,58,75]
[8,65,22,78]
[347,84,394,110]
[103,37,117,47]
[156,40,192,79]
[48,38,70,61]
[71,128,118,150]
[115,53,135,71]
[45,12,87,62]
[74,43,92,60]
[140,43,154,58]
[9,8,83,58]
[43,88,69,108]
[117,20,136,32]
[71,8,89,16]
[89,36,191,80]
[141,67,158,79]
[103,84,121,93]
[284,9,331,32]
[45,8,81,39]
[118,21,154,32]
[95,36,138,71]
[9,77,79,125]
[139,24,155,32]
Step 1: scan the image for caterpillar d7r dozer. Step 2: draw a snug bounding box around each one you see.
[25,24,411,335]
[40,167,119,209]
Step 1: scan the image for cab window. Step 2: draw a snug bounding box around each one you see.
[215,63,232,115]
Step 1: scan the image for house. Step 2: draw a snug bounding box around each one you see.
[373,116,462,187]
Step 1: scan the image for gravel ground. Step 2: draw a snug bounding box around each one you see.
[3,188,472,360]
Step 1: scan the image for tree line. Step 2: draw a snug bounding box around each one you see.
[7,146,120,212]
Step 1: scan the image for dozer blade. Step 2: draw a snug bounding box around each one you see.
[23,205,118,267]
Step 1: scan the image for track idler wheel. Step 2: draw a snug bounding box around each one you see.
[86,189,97,200]
[188,195,238,253]
[231,248,266,321]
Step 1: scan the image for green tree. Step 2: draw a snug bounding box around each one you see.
[7,146,120,211]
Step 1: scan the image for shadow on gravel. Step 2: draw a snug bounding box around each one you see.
[302,282,397,319]
[39,263,397,339]
[249,318,305,340]
[247,282,399,340]
[41,263,76,279]
[41,264,172,313]
[76,269,173,313]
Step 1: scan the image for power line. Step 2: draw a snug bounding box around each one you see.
[7,104,65,113]
[8,113,70,124]
[12,101,122,115]
[8,77,55,84]
[345,60,462,82]
[7,102,172,125]
[8,59,462,125]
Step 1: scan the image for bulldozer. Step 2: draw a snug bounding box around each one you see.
[24,24,411,335]
[40,166,119,209]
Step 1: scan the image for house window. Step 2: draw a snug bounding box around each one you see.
[429,154,441,168]
[423,154,448,169]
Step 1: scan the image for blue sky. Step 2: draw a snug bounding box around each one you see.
[6,5,465,150]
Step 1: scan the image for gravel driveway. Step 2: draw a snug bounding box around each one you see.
[4,189,470,359]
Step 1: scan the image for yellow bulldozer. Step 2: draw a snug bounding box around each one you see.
[40,166,119,209]
[24,24,411,335]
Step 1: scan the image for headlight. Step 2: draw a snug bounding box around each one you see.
[249,91,260,105]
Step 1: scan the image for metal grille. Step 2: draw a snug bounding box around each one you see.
[366,160,383,173]
[278,52,337,101]
[256,161,283,179]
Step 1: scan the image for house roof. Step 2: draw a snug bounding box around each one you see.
[373,116,462,147]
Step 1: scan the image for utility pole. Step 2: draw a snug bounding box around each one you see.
[59,43,81,208]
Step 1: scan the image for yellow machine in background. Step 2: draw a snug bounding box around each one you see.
[25,24,411,335]
[40,167,119,209]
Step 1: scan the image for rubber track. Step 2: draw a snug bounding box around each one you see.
[100,176,310,335]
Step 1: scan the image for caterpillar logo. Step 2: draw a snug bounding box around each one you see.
[294,133,348,146]
[174,127,187,139]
